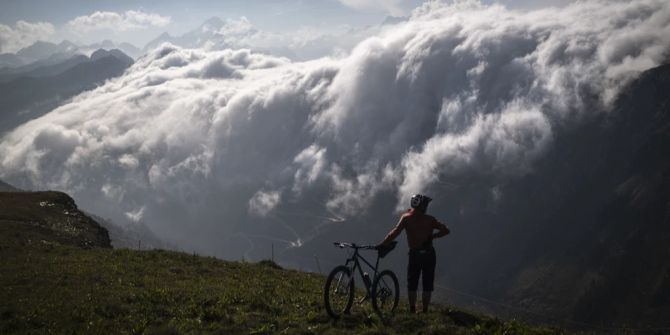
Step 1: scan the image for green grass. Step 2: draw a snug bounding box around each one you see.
[0,194,567,334]
[0,239,567,334]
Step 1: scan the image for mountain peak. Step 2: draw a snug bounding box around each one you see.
[58,40,78,48]
[16,40,79,61]
[203,16,225,28]
[90,48,134,66]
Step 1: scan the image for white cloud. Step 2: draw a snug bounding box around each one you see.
[293,145,327,192]
[338,0,406,15]
[1,0,669,254]
[169,16,383,61]
[0,20,55,53]
[216,17,256,38]
[249,190,281,217]
[125,206,146,222]
[66,10,170,34]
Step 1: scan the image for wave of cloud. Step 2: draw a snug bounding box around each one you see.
[66,10,171,34]
[1,0,669,255]
[0,21,55,53]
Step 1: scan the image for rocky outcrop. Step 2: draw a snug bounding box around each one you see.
[0,191,111,248]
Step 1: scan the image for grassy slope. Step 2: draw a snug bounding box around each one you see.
[0,191,564,334]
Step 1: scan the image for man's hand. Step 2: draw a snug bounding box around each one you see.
[432,223,450,239]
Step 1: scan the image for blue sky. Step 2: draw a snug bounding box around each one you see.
[0,0,575,51]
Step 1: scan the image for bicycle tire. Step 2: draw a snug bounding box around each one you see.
[324,265,355,319]
[371,269,399,319]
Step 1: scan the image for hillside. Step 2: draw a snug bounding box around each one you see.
[431,63,670,328]
[275,62,670,331]
[0,191,110,248]
[0,190,560,334]
[0,180,18,192]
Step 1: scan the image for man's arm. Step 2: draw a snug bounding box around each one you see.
[431,220,450,239]
[380,216,406,246]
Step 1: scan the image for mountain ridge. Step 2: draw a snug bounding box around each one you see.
[0,186,559,334]
[0,190,111,248]
[0,39,141,70]
[438,62,670,328]
[0,49,134,135]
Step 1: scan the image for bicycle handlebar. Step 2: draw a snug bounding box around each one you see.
[333,242,377,250]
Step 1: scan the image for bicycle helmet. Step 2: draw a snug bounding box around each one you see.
[410,194,432,209]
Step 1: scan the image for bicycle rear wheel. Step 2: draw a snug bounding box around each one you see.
[371,270,399,319]
[324,265,355,319]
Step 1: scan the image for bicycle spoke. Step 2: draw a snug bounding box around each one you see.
[372,270,399,320]
[325,266,354,319]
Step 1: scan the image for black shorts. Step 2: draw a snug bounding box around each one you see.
[407,247,436,292]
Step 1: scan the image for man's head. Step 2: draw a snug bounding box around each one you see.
[410,194,432,213]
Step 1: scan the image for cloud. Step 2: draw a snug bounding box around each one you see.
[0,20,55,53]
[175,16,384,61]
[1,0,669,257]
[215,17,257,38]
[66,10,170,34]
[292,145,327,192]
[249,190,281,217]
[338,0,406,16]
[125,206,146,222]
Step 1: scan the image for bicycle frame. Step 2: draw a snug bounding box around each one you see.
[342,246,380,297]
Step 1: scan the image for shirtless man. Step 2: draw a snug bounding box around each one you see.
[378,194,450,313]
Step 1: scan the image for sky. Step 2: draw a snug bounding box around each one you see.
[0,0,575,52]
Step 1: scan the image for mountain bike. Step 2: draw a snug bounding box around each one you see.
[323,241,399,320]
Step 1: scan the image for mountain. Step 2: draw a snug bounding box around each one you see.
[271,62,670,330]
[143,32,174,52]
[16,40,78,62]
[0,49,134,135]
[0,50,81,76]
[143,17,245,52]
[424,63,670,328]
[0,40,81,69]
[141,17,300,58]
[0,40,141,71]
[0,53,26,68]
[81,40,142,59]
[0,191,557,334]
[0,54,89,83]
[0,190,111,248]
[142,16,387,60]
[0,180,18,192]
[117,42,142,59]
[90,48,134,65]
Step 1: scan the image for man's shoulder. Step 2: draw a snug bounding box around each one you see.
[401,211,437,222]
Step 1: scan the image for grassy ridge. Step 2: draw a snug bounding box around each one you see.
[0,238,564,334]
[0,190,564,334]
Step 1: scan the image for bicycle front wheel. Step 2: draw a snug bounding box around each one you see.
[371,269,399,319]
[324,265,354,319]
